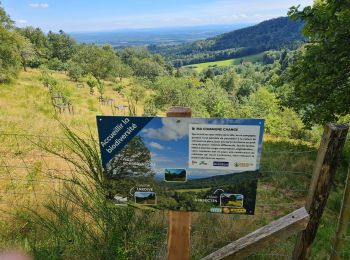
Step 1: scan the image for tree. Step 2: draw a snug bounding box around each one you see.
[143,99,157,116]
[0,1,13,29]
[15,34,34,71]
[0,3,23,82]
[200,79,234,117]
[282,1,350,126]
[115,62,133,81]
[86,74,98,94]
[18,27,49,67]
[0,27,22,82]
[96,81,105,100]
[73,44,119,81]
[220,69,240,93]
[130,84,146,104]
[48,30,77,62]
[67,61,83,82]
[132,58,164,81]
[238,88,304,138]
[105,136,154,179]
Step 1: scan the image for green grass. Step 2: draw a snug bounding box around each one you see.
[184,52,265,72]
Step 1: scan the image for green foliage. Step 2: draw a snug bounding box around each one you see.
[143,99,157,116]
[130,84,146,104]
[282,0,350,126]
[105,135,153,182]
[39,68,55,88]
[115,62,133,81]
[0,27,22,82]
[151,76,207,115]
[200,79,234,117]
[96,80,105,99]
[119,47,170,81]
[18,27,49,67]
[73,44,119,81]
[46,57,66,71]
[238,88,305,138]
[0,1,13,29]
[0,5,33,82]
[219,68,240,93]
[132,58,164,80]
[47,30,77,62]
[112,83,124,93]
[67,61,83,82]
[86,74,98,92]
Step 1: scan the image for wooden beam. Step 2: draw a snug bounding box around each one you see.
[330,162,350,260]
[292,123,349,260]
[166,107,192,260]
[167,211,192,260]
[166,106,192,118]
[201,207,309,260]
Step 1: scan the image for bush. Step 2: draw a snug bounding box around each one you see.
[67,61,83,82]
[112,84,124,93]
[47,57,67,71]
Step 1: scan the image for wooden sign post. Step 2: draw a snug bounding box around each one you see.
[166,106,192,260]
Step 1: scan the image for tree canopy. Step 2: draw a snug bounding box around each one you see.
[282,0,350,126]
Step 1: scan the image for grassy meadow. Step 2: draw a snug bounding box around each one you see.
[0,69,349,259]
[184,52,265,72]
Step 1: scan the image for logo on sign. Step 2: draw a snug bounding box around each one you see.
[213,161,229,167]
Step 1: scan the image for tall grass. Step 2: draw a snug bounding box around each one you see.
[15,125,166,259]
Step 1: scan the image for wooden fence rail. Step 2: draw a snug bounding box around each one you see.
[201,207,309,260]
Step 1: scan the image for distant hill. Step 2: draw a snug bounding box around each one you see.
[150,17,305,66]
[162,170,259,190]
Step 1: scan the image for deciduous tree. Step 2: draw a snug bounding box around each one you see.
[282,0,350,126]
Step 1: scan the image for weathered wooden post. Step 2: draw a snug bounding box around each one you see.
[166,106,192,260]
[330,161,350,260]
[292,123,349,260]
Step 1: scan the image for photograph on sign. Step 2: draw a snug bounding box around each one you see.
[97,116,264,215]
[164,168,187,182]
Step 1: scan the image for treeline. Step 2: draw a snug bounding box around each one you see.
[149,17,304,66]
[0,5,173,84]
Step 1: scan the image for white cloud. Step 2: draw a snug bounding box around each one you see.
[149,142,165,150]
[142,118,240,141]
[16,20,28,25]
[142,118,191,141]
[29,3,49,9]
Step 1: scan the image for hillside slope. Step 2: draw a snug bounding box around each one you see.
[150,17,305,66]
[210,16,304,51]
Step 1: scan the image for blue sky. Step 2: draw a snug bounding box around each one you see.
[3,0,313,32]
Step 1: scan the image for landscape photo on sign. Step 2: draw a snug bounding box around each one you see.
[96,116,264,214]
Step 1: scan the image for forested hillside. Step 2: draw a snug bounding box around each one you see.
[150,17,305,66]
